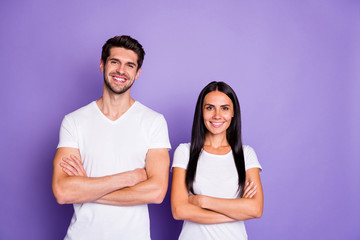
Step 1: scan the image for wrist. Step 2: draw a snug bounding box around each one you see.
[114,171,134,188]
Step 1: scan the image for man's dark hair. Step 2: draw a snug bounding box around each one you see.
[101,35,145,70]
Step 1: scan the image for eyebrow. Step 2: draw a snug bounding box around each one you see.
[109,58,120,63]
[109,58,137,67]
[204,104,231,107]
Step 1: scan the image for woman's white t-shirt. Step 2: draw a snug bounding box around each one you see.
[172,143,262,240]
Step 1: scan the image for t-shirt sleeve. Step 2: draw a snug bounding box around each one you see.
[244,145,262,171]
[57,115,79,149]
[171,143,190,170]
[148,114,171,149]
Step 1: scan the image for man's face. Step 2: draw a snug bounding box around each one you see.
[100,47,141,95]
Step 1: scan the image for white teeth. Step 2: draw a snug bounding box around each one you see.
[114,77,125,82]
[211,122,223,126]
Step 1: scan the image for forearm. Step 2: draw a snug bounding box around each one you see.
[172,201,236,224]
[200,196,263,220]
[95,176,168,206]
[53,172,135,204]
[197,168,264,220]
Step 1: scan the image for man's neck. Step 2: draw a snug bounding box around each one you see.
[96,90,135,121]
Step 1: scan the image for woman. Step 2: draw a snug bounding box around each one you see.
[171,81,263,240]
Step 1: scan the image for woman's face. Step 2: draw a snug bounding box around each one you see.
[202,91,234,136]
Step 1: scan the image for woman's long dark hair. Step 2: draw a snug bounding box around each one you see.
[186,81,246,197]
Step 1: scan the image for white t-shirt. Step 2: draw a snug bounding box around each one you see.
[57,101,171,240]
[172,143,262,240]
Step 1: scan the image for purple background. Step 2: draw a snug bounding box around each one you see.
[1,0,359,239]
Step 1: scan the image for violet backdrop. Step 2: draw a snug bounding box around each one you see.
[0,0,359,239]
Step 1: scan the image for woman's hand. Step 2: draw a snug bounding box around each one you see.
[189,181,257,209]
[242,181,257,199]
[188,194,206,208]
[60,154,87,177]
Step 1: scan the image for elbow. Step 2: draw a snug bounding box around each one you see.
[250,204,263,219]
[53,190,68,205]
[171,207,184,220]
[253,209,263,219]
[172,213,182,221]
[149,185,167,204]
[151,193,165,204]
[55,196,67,205]
[52,184,73,205]
[171,204,189,220]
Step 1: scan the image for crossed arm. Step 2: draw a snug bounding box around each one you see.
[171,167,263,224]
[52,147,170,206]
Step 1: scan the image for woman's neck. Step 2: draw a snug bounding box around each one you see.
[203,132,231,155]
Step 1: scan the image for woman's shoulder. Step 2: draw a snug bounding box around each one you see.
[242,145,256,155]
[175,142,191,152]
[172,143,191,169]
[242,145,262,170]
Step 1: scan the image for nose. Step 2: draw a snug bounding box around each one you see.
[213,109,221,119]
[116,64,125,74]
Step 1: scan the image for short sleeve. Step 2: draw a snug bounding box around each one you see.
[148,114,171,149]
[171,143,191,170]
[243,145,262,171]
[57,115,79,149]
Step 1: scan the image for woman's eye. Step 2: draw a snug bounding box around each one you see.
[222,107,229,111]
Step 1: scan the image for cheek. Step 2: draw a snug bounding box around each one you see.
[104,66,112,74]
[202,112,211,121]
[225,113,233,122]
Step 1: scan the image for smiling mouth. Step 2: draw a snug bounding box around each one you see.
[112,76,126,83]
[210,122,225,128]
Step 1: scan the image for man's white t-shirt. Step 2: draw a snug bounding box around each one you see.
[57,101,171,240]
[172,143,262,240]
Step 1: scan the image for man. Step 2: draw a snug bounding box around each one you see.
[52,35,171,240]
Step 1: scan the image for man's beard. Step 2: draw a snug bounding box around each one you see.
[104,75,134,95]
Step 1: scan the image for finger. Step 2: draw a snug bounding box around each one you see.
[71,155,87,176]
[62,158,83,177]
[249,189,257,198]
[63,157,82,175]
[62,166,75,176]
[247,187,257,198]
[244,185,257,198]
[243,182,257,198]
[242,182,253,197]
[60,162,77,176]
[70,154,81,166]
[70,155,87,176]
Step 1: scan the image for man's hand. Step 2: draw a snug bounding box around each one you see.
[129,168,148,186]
[60,155,87,177]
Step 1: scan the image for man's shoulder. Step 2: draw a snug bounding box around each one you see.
[64,101,96,119]
[133,101,164,119]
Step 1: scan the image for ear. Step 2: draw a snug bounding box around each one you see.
[100,60,104,72]
[135,68,142,80]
